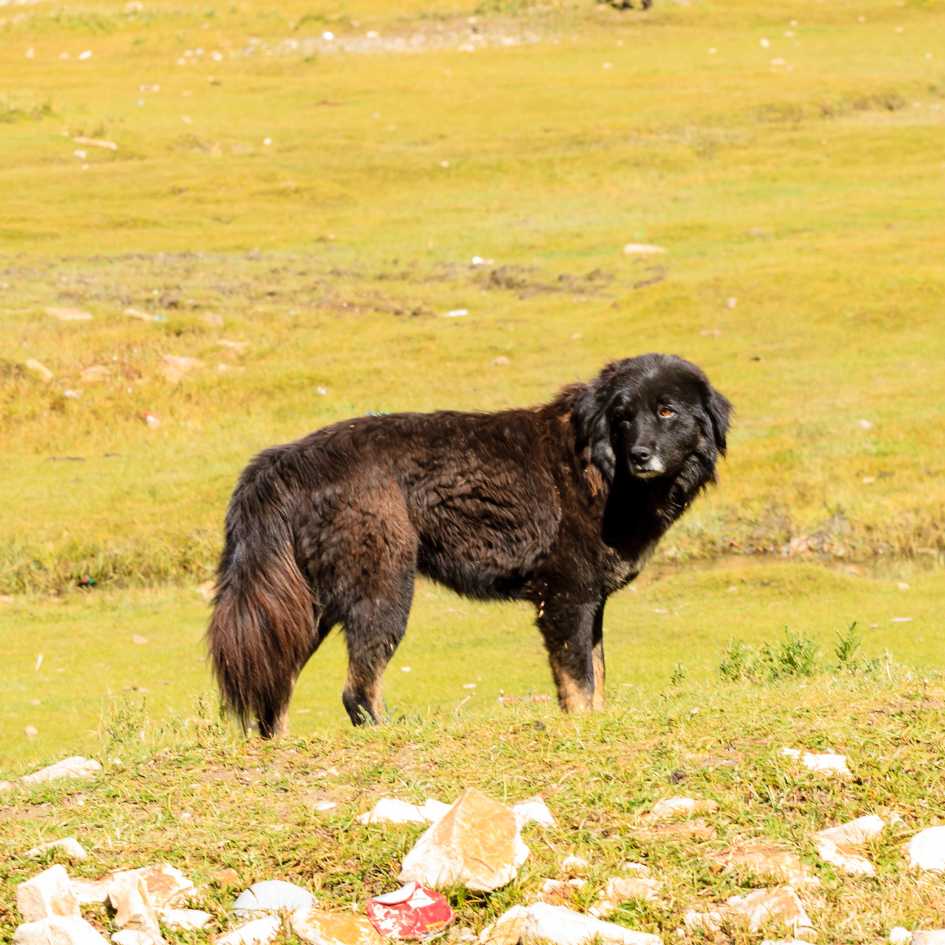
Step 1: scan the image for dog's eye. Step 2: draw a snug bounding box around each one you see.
[657,406,676,419]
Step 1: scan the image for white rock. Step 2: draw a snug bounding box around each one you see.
[622,243,666,255]
[234,880,314,915]
[14,917,109,945]
[161,354,203,384]
[25,359,54,383]
[27,838,88,862]
[561,855,589,877]
[682,911,723,934]
[159,909,212,930]
[107,873,164,945]
[114,865,196,910]
[46,307,93,322]
[481,904,661,945]
[889,929,913,945]
[726,887,814,937]
[815,815,885,876]
[591,876,662,916]
[512,797,556,828]
[112,933,155,945]
[21,758,101,785]
[357,798,447,825]
[908,826,945,871]
[70,880,110,905]
[913,933,945,945]
[216,916,282,945]
[17,865,80,922]
[646,797,717,822]
[780,748,851,778]
[400,788,529,891]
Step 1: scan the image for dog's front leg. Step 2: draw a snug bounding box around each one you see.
[591,600,606,710]
[538,599,602,712]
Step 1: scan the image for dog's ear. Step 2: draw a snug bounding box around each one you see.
[572,382,616,481]
[702,382,732,457]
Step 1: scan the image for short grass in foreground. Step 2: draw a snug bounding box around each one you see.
[3,0,945,592]
[2,558,942,770]
[2,673,945,944]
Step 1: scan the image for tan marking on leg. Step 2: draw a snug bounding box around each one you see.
[345,664,387,723]
[548,653,593,713]
[592,641,606,711]
[271,709,289,738]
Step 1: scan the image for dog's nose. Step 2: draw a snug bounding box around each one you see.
[630,446,652,464]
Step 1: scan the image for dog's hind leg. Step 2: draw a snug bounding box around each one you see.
[591,601,606,711]
[538,599,601,713]
[341,570,415,725]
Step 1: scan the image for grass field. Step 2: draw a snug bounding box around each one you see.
[2,0,945,941]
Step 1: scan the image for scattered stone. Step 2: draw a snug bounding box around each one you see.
[366,882,454,939]
[535,879,582,905]
[143,413,161,430]
[14,917,109,945]
[511,797,555,829]
[159,909,212,930]
[907,826,945,871]
[161,355,203,384]
[25,726,39,738]
[132,635,148,645]
[590,876,662,917]
[357,798,450,825]
[682,910,724,934]
[726,887,814,939]
[313,800,338,812]
[622,243,666,256]
[480,903,661,945]
[71,880,111,905]
[399,788,529,891]
[712,841,818,888]
[27,838,88,862]
[73,137,118,151]
[216,916,282,945]
[107,872,164,945]
[560,855,589,877]
[645,796,717,822]
[889,929,912,945]
[120,866,195,910]
[218,339,249,353]
[112,932,156,945]
[47,307,93,322]
[913,933,945,945]
[443,308,469,318]
[81,366,110,384]
[20,757,102,786]
[815,814,885,876]
[25,359,54,383]
[641,818,715,841]
[17,865,81,921]
[292,909,385,945]
[212,869,241,888]
[780,748,852,778]
[124,307,163,322]
[234,880,315,916]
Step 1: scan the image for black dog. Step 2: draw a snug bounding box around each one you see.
[208,354,730,734]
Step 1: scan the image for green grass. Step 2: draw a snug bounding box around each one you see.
[2,0,945,592]
[3,558,942,771]
[3,3,945,940]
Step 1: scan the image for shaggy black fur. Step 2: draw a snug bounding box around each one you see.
[207,354,731,734]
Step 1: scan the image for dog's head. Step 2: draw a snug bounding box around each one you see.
[572,354,731,485]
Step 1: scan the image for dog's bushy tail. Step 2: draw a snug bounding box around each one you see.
[207,451,314,737]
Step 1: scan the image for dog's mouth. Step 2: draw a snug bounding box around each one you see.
[629,458,666,480]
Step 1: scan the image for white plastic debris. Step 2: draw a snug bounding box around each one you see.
[907,826,945,871]
[234,880,315,916]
